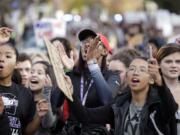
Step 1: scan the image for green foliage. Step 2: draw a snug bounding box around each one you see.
[152,0,180,13]
[66,0,85,12]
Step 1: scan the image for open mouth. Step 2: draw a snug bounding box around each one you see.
[0,65,4,69]
[131,78,140,83]
[30,80,39,84]
[84,49,88,54]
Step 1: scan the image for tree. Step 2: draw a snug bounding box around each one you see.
[152,0,180,14]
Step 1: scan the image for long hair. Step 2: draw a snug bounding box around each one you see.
[74,50,108,74]
[74,50,86,74]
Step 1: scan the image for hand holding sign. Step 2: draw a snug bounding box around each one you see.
[44,37,73,101]
[53,41,74,70]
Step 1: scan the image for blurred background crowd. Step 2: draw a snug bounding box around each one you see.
[1,0,180,56]
[0,1,180,135]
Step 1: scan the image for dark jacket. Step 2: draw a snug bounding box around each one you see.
[50,66,120,134]
[67,66,120,121]
[70,85,178,135]
[51,66,120,109]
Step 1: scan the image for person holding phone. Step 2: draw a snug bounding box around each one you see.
[156,44,180,134]
[66,56,178,135]
[29,61,57,135]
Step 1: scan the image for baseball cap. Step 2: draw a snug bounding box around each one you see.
[98,34,113,54]
[78,29,97,41]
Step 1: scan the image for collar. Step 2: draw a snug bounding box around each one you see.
[145,85,161,106]
[115,85,161,107]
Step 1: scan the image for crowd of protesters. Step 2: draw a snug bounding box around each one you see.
[0,7,180,135]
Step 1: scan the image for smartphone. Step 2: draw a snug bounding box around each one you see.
[42,86,51,101]
[149,45,153,58]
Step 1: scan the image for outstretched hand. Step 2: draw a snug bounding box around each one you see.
[54,41,74,70]
[0,27,13,43]
[44,74,52,87]
[148,58,162,86]
[86,36,102,61]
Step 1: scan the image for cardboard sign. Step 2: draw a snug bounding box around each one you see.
[44,37,73,101]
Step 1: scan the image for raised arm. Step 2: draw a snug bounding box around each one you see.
[88,62,120,104]
[69,95,114,124]
[148,58,178,122]
[63,75,114,124]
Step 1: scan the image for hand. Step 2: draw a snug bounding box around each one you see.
[149,45,158,58]
[54,41,74,70]
[86,36,102,61]
[36,99,49,118]
[175,37,180,44]
[0,27,13,43]
[148,58,162,86]
[0,96,4,114]
[44,74,52,87]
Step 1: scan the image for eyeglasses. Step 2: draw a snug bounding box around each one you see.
[128,66,148,74]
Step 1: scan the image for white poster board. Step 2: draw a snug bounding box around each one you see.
[34,18,66,48]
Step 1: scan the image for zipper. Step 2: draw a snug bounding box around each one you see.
[150,110,164,135]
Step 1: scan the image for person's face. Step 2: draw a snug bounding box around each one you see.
[80,37,94,61]
[29,63,47,92]
[160,52,180,80]
[17,60,31,87]
[0,45,17,80]
[80,36,106,61]
[127,59,150,92]
[109,60,127,83]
